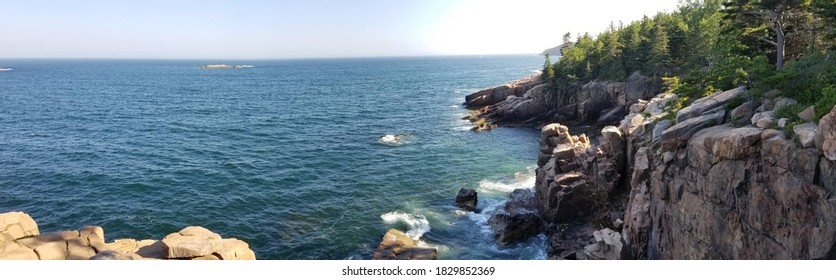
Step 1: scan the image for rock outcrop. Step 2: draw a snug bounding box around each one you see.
[373,229,437,260]
[0,212,255,260]
[464,75,542,109]
[465,72,661,130]
[492,80,836,260]
[455,188,478,211]
[488,189,542,245]
[621,90,836,260]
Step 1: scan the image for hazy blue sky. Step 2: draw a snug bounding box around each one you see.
[0,0,680,59]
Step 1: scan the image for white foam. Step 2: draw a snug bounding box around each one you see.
[381,211,430,240]
[476,175,535,193]
[452,209,469,217]
[0,68,12,71]
[378,134,407,146]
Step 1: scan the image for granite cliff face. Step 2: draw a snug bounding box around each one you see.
[469,75,836,259]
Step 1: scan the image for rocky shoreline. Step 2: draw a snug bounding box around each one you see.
[0,212,256,260]
[468,75,836,259]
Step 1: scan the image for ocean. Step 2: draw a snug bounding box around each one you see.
[0,56,546,259]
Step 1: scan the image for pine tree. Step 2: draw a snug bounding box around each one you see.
[541,53,555,84]
[646,23,670,77]
[729,0,814,69]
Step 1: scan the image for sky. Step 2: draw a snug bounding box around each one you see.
[0,0,681,59]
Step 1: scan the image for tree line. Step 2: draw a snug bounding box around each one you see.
[542,0,836,120]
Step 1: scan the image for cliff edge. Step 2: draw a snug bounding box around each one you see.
[469,76,836,259]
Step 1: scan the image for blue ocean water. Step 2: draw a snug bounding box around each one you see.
[0,56,545,259]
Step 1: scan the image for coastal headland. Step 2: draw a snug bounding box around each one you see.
[464,71,836,260]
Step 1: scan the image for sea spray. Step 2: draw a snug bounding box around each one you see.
[476,175,535,193]
[380,211,431,240]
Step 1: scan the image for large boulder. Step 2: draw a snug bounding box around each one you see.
[161,227,221,259]
[676,86,745,123]
[488,189,542,245]
[751,111,775,128]
[160,226,255,260]
[793,122,817,148]
[0,212,39,240]
[693,126,763,160]
[0,212,256,260]
[798,106,816,122]
[373,229,437,260]
[455,188,478,211]
[816,105,836,161]
[582,229,629,260]
[730,101,757,123]
[0,243,39,260]
[661,110,725,151]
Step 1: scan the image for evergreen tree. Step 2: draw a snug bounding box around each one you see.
[814,0,836,46]
[559,32,574,56]
[541,53,555,84]
[728,0,814,69]
[646,23,671,76]
[622,23,644,74]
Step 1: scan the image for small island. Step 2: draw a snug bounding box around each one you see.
[199,64,253,69]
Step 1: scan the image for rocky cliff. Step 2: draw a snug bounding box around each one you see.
[0,211,256,260]
[469,76,836,259]
[465,72,661,130]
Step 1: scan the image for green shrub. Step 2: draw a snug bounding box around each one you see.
[816,86,836,119]
[774,103,806,120]
[724,95,745,111]
[762,53,836,105]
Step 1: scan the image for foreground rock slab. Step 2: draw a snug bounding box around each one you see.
[0,211,256,260]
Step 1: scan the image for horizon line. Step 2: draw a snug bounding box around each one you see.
[0,53,545,61]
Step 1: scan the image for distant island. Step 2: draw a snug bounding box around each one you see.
[199,64,254,69]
